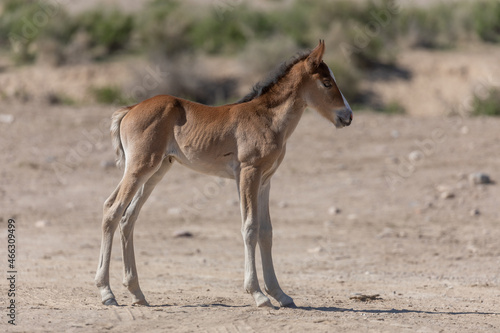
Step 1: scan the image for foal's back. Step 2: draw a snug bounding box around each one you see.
[119,95,248,178]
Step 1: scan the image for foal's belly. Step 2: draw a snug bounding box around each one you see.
[168,147,238,180]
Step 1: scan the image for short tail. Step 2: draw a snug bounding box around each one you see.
[110,106,132,170]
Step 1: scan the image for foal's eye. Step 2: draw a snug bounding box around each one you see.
[323,80,332,88]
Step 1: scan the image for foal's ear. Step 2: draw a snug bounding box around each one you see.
[306,40,325,73]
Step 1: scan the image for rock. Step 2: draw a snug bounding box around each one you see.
[350,293,382,301]
[466,243,478,254]
[460,126,469,135]
[173,230,193,238]
[278,200,288,208]
[328,206,341,215]
[397,231,408,238]
[468,172,492,185]
[436,185,451,193]
[408,150,424,163]
[470,208,480,216]
[35,220,49,228]
[391,130,400,139]
[307,246,323,254]
[0,114,14,124]
[436,185,454,199]
[440,191,455,200]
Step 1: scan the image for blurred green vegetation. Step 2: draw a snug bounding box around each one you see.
[379,100,405,114]
[471,88,500,116]
[90,85,134,105]
[75,9,134,55]
[0,0,45,63]
[3,0,499,63]
[473,1,500,43]
[1,0,499,109]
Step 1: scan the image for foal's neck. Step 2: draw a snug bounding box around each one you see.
[259,74,307,142]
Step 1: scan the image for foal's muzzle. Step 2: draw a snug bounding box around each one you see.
[335,108,353,128]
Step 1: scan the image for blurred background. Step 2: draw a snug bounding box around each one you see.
[2,2,500,330]
[1,0,499,115]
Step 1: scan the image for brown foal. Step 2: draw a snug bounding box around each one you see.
[95,40,352,308]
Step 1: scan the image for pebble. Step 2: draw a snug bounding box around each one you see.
[460,126,469,135]
[390,130,400,139]
[0,114,14,124]
[173,230,193,238]
[328,206,341,215]
[470,208,480,216]
[466,243,478,254]
[440,191,455,200]
[468,172,492,185]
[307,246,323,254]
[436,185,451,193]
[408,150,424,163]
[35,220,49,228]
[278,200,288,208]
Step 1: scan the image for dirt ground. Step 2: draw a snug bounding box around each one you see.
[1,99,500,332]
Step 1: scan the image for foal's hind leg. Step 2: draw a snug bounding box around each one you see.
[119,158,173,305]
[258,182,295,307]
[95,161,162,306]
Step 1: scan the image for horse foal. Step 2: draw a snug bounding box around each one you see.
[95,40,353,308]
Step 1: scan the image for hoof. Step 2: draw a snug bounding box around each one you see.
[132,299,149,306]
[103,298,119,306]
[257,299,274,308]
[282,301,297,308]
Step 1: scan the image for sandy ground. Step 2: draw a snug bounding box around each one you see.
[1,100,500,332]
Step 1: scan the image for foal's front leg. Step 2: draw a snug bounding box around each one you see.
[238,166,273,307]
[258,182,295,307]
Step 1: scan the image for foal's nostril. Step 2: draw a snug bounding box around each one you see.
[346,113,352,126]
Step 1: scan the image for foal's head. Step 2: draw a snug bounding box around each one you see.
[301,40,353,128]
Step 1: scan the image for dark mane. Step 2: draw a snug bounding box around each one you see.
[236,50,311,104]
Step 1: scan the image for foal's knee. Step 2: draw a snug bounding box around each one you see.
[102,203,123,233]
[241,222,259,242]
[104,194,113,208]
